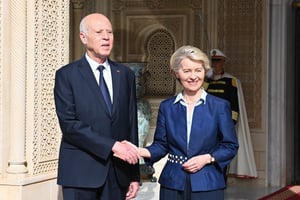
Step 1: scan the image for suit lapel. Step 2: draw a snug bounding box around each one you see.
[77,57,111,116]
[109,61,121,116]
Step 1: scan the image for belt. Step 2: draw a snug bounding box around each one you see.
[167,153,188,164]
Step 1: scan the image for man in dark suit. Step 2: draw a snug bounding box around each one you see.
[54,13,140,200]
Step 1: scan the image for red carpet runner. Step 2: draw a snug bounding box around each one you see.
[258,185,300,200]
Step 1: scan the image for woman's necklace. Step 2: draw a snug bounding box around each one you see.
[184,95,199,105]
[184,96,197,116]
[183,89,202,105]
[185,98,197,105]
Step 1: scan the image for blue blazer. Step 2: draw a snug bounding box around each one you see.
[146,94,239,192]
[54,56,139,188]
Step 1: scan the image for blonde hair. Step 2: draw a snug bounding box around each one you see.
[170,45,210,73]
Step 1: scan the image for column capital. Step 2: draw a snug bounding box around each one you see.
[71,0,84,9]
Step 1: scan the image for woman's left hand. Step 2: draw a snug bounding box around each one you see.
[182,154,211,173]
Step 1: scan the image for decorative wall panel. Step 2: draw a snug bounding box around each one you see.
[218,0,263,129]
[110,0,204,97]
[31,0,69,175]
[144,29,175,96]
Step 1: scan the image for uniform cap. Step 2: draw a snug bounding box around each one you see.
[210,49,227,60]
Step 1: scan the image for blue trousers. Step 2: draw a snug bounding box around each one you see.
[62,167,127,200]
[159,174,224,200]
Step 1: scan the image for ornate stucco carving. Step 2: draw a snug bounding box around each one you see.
[71,0,84,9]
[30,0,69,175]
[144,29,175,96]
[218,0,263,129]
[110,0,204,96]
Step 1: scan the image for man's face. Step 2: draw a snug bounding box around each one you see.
[211,58,225,74]
[80,14,114,62]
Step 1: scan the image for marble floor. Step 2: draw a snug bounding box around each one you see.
[135,157,280,200]
[135,181,280,200]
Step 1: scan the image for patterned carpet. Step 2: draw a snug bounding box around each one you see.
[258,185,300,200]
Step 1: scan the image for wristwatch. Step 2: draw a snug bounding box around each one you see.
[210,154,215,163]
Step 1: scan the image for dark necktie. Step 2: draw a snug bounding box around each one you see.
[98,65,112,114]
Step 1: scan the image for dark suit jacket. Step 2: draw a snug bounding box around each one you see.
[54,56,139,188]
[146,94,239,192]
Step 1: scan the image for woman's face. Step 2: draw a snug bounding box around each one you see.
[175,58,206,93]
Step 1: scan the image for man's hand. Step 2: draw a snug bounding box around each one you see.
[126,181,139,200]
[112,141,140,164]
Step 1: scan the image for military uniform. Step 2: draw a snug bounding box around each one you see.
[205,75,239,124]
[205,49,240,182]
[205,48,257,179]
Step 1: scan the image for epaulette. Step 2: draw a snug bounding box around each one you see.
[203,81,209,90]
[232,78,237,88]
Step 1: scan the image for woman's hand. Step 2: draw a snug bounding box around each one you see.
[138,147,151,158]
[112,141,140,164]
[182,154,212,173]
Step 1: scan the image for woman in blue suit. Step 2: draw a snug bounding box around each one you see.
[139,45,239,200]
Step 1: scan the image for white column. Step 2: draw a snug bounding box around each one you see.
[6,0,28,174]
[206,0,219,50]
[267,0,291,186]
[70,0,85,61]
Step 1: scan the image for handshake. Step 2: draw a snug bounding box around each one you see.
[112,140,150,164]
